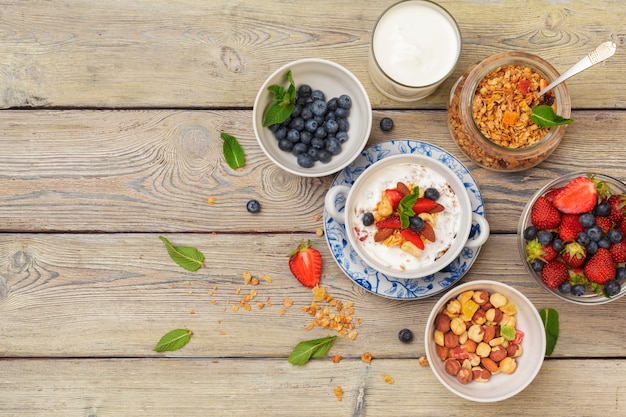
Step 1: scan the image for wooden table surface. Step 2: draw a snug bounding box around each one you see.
[1,1,625,415]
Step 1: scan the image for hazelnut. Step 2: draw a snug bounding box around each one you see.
[450,317,466,335]
[489,345,508,362]
[456,367,473,385]
[472,308,487,325]
[472,290,490,305]
[446,299,462,315]
[485,308,503,324]
[434,313,451,332]
[444,331,459,348]
[468,352,481,367]
[476,342,491,358]
[444,358,461,376]
[472,367,491,382]
[490,292,508,308]
[467,324,485,343]
[499,356,517,374]
[507,343,523,358]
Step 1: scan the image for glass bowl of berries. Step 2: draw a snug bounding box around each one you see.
[518,172,626,304]
[253,58,372,177]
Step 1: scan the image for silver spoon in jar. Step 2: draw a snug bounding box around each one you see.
[538,41,617,97]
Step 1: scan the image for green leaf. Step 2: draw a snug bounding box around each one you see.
[159,236,205,272]
[153,328,193,352]
[288,335,337,366]
[220,132,245,170]
[539,308,559,357]
[262,69,296,127]
[531,105,574,129]
[398,187,420,229]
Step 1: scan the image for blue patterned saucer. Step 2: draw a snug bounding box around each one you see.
[324,140,485,299]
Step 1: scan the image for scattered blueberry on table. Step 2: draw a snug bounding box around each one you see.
[246,199,261,213]
[380,117,394,132]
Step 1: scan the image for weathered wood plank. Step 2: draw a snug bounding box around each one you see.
[1,109,625,233]
[0,0,623,109]
[0,357,624,416]
[1,233,624,358]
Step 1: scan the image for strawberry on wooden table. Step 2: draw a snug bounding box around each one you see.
[541,260,569,289]
[561,242,587,268]
[288,240,322,288]
[530,196,561,230]
[552,176,597,214]
[583,248,616,284]
[558,214,585,241]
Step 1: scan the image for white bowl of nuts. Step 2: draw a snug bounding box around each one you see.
[253,58,372,177]
[424,280,546,402]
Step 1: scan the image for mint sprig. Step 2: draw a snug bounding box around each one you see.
[531,105,574,129]
[159,236,205,272]
[153,328,193,352]
[220,132,245,170]
[262,70,296,127]
[398,187,420,229]
[288,335,337,366]
[539,308,559,357]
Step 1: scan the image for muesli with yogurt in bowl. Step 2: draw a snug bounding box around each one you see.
[325,153,490,279]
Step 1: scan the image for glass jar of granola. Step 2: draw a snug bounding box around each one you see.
[447,51,571,171]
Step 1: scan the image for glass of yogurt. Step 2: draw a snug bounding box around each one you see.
[368,0,462,101]
[325,154,489,279]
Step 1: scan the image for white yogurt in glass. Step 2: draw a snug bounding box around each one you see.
[350,163,460,274]
[369,0,461,101]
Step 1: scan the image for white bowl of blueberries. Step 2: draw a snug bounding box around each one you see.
[253,58,372,177]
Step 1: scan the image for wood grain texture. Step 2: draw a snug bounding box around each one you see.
[1,109,625,233]
[0,358,624,416]
[0,0,623,109]
[1,233,624,358]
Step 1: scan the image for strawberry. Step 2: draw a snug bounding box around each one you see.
[544,187,563,204]
[607,194,626,223]
[595,216,613,234]
[558,214,584,241]
[288,240,322,288]
[583,248,616,284]
[526,239,557,262]
[561,242,586,268]
[541,260,569,289]
[412,198,443,214]
[385,189,404,210]
[609,241,626,263]
[375,215,401,229]
[553,176,598,214]
[618,219,626,237]
[400,228,425,250]
[530,196,561,230]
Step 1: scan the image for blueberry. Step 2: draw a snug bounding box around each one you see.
[557,281,572,294]
[278,139,293,152]
[286,129,300,143]
[325,110,336,121]
[552,238,564,253]
[300,130,312,145]
[616,267,626,282]
[273,126,287,140]
[310,89,325,102]
[576,232,590,246]
[326,138,342,155]
[298,84,312,98]
[290,117,305,132]
[523,225,538,240]
[311,137,325,149]
[579,213,595,228]
[594,201,611,217]
[300,106,313,120]
[291,105,302,118]
[335,131,349,143]
[398,328,413,343]
[296,153,314,168]
[327,97,339,111]
[335,107,350,118]
[424,187,440,201]
[537,230,553,245]
[362,212,375,226]
[246,199,261,213]
[587,225,603,242]
[307,147,320,161]
[609,229,623,243]
[604,280,621,297]
[586,241,598,255]
[531,259,544,272]
[311,100,328,117]
[409,216,425,231]
[571,284,586,296]
[304,119,318,133]
[291,142,308,156]
[337,117,350,132]
[268,123,280,133]
[338,94,352,109]
[318,149,332,163]
[314,126,327,139]
[379,117,394,132]
[598,237,611,249]
[325,119,339,134]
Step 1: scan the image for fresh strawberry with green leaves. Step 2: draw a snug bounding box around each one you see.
[558,214,585,241]
[541,260,569,289]
[400,228,425,250]
[583,248,616,284]
[288,240,322,288]
[530,196,561,230]
[525,239,558,262]
[561,241,587,268]
[552,176,597,214]
[609,241,626,263]
[385,189,405,211]
[607,194,626,223]
[375,215,401,229]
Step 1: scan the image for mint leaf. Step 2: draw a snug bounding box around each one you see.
[288,335,337,366]
[262,70,296,127]
[539,308,559,357]
[159,236,205,272]
[220,132,245,169]
[398,187,420,229]
[153,328,193,352]
[531,105,574,129]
